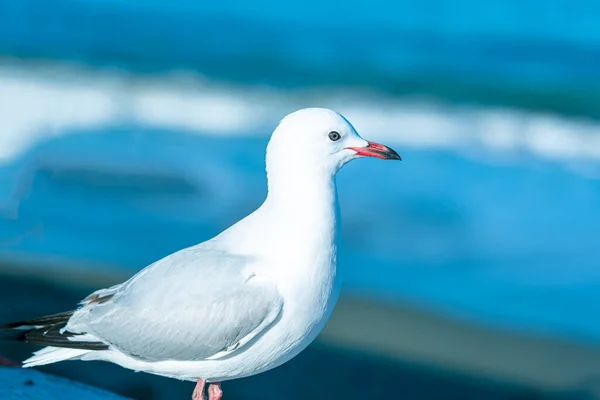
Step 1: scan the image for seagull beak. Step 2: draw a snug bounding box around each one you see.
[347,141,402,160]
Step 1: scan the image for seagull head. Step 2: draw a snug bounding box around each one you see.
[266,108,400,178]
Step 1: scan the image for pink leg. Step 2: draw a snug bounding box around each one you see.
[208,382,223,400]
[192,378,206,400]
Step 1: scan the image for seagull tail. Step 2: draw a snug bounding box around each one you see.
[1,310,109,368]
[23,346,90,368]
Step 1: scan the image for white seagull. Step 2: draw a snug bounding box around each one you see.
[1,108,400,400]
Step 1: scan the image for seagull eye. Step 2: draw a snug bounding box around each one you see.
[328,131,341,141]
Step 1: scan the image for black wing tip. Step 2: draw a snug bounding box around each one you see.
[1,310,108,351]
[1,311,75,332]
[24,325,109,351]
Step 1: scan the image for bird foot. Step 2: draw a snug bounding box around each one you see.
[191,379,222,400]
[192,378,206,400]
[208,382,223,400]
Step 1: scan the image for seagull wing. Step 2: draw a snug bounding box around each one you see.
[65,245,282,362]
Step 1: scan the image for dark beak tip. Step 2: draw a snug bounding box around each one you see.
[348,143,401,161]
[387,148,402,161]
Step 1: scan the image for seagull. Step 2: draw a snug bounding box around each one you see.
[1,108,400,400]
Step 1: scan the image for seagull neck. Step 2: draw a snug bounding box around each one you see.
[264,170,338,219]
[259,168,339,309]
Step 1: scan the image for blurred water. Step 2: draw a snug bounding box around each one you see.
[1,0,600,115]
[1,66,599,345]
[0,0,600,351]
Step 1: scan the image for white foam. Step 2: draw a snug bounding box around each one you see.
[1,61,599,171]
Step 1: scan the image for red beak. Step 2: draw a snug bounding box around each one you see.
[348,141,401,160]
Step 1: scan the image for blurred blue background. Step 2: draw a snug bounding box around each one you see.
[1,0,600,399]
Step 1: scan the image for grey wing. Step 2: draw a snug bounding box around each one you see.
[66,246,283,362]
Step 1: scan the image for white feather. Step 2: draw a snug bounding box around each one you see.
[23,347,91,368]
